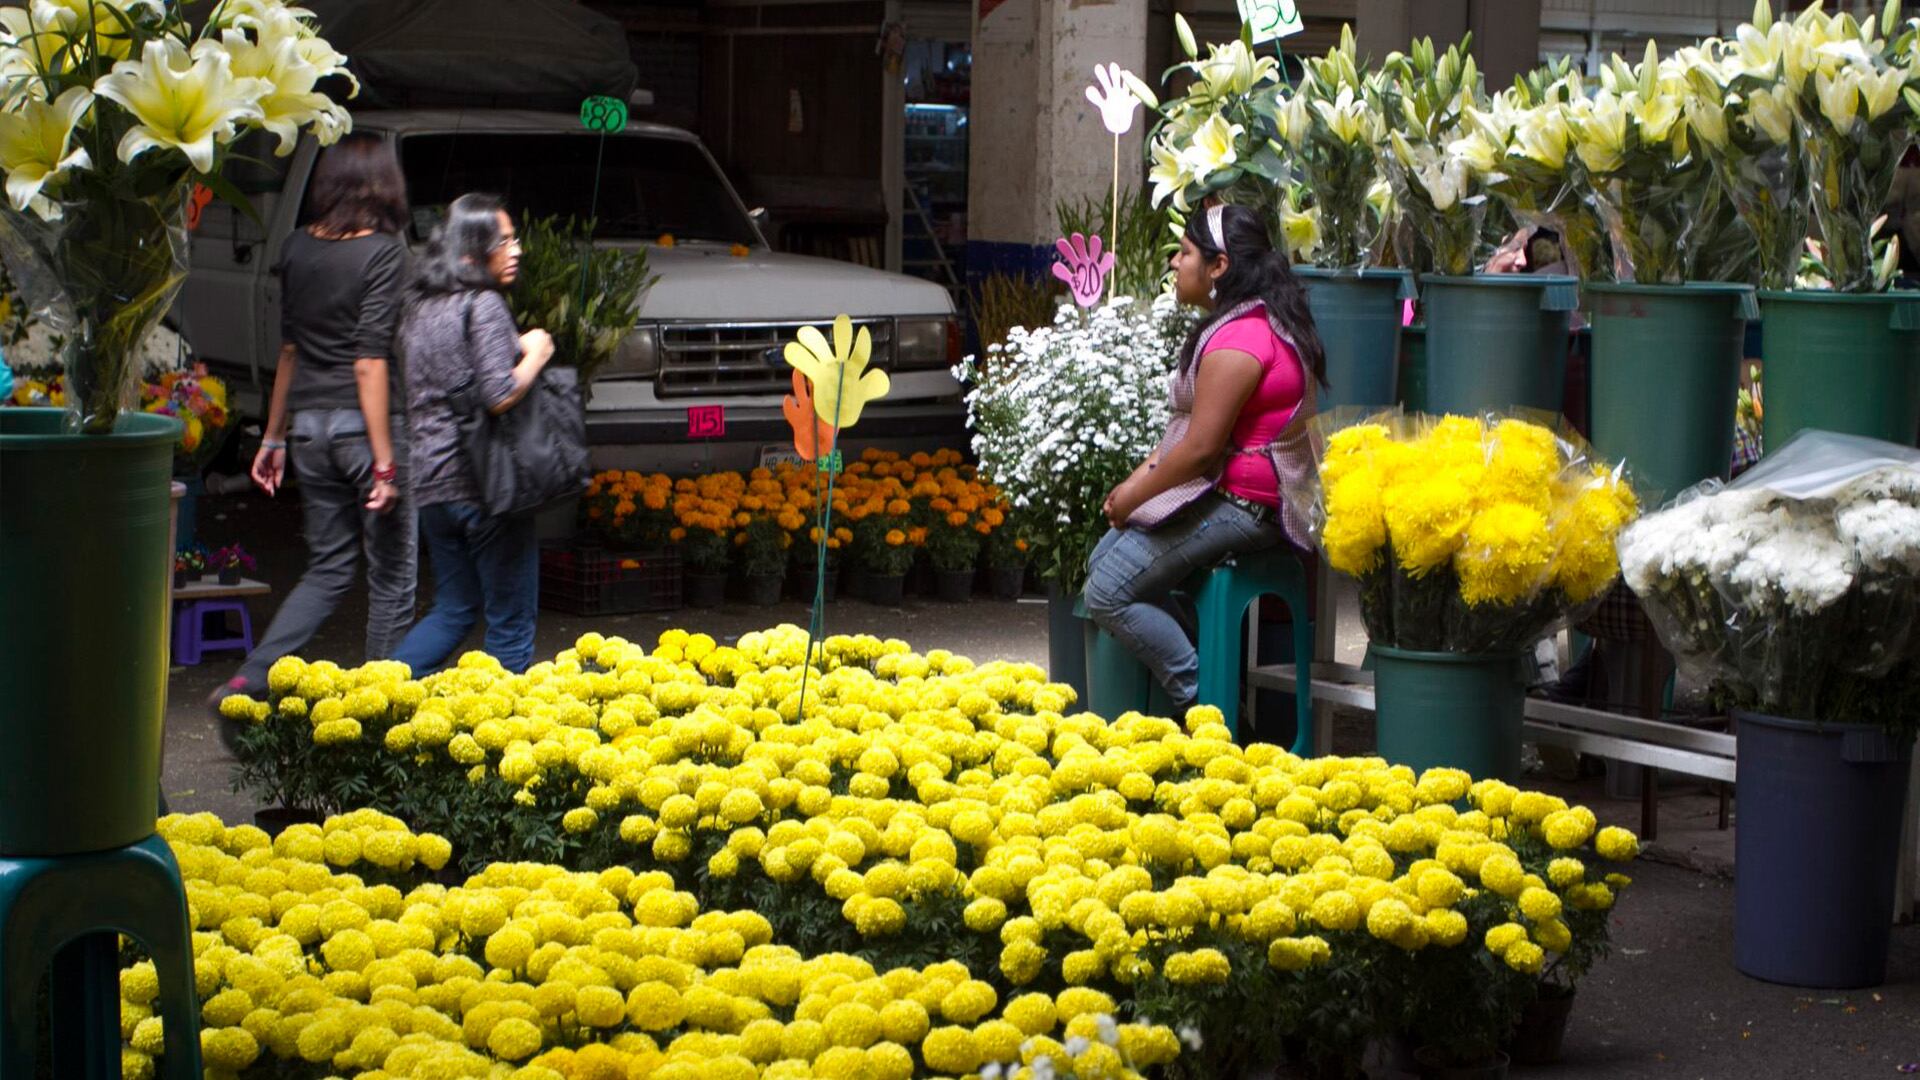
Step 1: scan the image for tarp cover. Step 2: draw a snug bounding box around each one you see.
[302,0,638,111]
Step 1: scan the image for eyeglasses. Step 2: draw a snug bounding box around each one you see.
[490,235,521,253]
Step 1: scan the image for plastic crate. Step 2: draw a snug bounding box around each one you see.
[539,543,682,615]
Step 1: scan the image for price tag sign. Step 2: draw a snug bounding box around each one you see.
[1235,0,1302,43]
[687,405,726,439]
[816,449,843,474]
[579,94,629,133]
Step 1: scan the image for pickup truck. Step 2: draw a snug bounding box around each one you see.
[179,108,967,472]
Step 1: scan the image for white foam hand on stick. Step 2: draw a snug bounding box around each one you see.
[1086,63,1141,136]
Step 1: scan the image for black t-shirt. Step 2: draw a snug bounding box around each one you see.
[278,230,407,412]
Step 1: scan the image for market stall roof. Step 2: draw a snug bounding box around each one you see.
[301,0,639,111]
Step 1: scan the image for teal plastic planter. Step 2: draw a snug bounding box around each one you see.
[1296,267,1414,411]
[1371,645,1531,782]
[1758,290,1920,449]
[1421,273,1580,416]
[1588,282,1757,503]
[1399,323,1428,412]
[1,408,182,855]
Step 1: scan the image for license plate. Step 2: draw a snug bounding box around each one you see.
[758,445,804,469]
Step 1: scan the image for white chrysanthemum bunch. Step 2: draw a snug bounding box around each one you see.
[957,294,1193,590]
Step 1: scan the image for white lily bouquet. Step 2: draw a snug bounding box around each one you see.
[1619,431,1920,737]
[956,294,1194,592]
[1141,16,1288,220]
[0,0,352,430]
[1573,43,1743,284]
[1379,36,1489,275]
[1685,1,1916,291]
[1457,65,1610,280]
[1278,27,1390,270]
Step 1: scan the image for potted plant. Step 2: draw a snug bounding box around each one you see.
[1574,42,1759,504]
[672,476,737,607]
[1296,412,1640,780]
[172,547,206,590]
[981,514,1030,600]
[957,293,1192,699]
[580,469,675,551]
[854,523,915,607]
[211,543,254,586]
[1620,431,1920,987]
[735,514,788,606]
[1690,2,1920,450]
[0,0,350,857]
[925,509,982,602]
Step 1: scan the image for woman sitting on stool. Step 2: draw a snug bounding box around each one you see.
[1085,202,1327,715]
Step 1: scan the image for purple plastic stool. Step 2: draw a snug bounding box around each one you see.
[173,599,254,666]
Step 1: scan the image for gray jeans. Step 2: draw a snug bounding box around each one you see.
[235,408,417,688]
[1084,492,1287,706]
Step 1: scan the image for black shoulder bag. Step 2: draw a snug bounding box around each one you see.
[447,293,591,518]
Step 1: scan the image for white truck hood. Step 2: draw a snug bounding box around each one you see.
[632,243,954,321]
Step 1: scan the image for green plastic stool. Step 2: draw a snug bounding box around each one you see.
[1,833,204,1080]
[1195,547,1316,755]
[1075,596,1174,719]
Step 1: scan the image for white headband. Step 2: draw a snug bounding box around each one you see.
[1206,204,1226,252]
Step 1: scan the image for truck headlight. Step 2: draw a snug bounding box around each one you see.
[894,316,956,370]
[609,325,661,378]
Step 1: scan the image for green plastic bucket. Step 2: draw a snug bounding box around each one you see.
[1588,282,1757,502]
[1399,322,1428,412]
[1046,584,1090,705]
[1297,268,1414,410]
[1,408,181,855]
[1758,290,1920,449]
[1421,273,1580,416]
[1371,645,1531,782]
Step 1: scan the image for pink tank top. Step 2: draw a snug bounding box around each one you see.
[1201,312,1306,508]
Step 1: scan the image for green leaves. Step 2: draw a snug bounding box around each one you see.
[505,215,657,389]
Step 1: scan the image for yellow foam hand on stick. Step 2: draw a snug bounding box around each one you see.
[783,314,890,429]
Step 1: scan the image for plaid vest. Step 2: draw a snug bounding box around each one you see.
[1126,299,1319,549]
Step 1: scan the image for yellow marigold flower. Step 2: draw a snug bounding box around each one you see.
[1519,886,1563,923]
[964,896,1008,933]
[879,999,930,1045]
[626,981,687,1030]
[1595,826,1640,862]
[1503,939,1546,974]
[1548,857,1586,888]
[562,807,599,834]
[1533,917,1573,954]
[1309,890,1361,932]
[1425,908,1470,947]
[1484,922,1528,955]
[1478,852,1526,897]
[487,1016,544,1060]
[1164,947,1232,985]
[939,979,997,1024]
[920,1026,981,1074]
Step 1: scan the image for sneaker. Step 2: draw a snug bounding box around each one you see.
[205,675,252,711]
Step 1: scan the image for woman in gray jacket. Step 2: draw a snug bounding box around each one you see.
[389,194,554,674]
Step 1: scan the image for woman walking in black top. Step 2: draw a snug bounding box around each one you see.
[210,133,417,714]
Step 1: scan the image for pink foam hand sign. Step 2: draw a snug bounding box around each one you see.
[1052,233,1116,308]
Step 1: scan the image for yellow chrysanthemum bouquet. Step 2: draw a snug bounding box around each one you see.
[1300,411,1640,654]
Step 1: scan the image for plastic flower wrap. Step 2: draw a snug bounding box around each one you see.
[1292,410,1641,654]
[1620,431,1920,736]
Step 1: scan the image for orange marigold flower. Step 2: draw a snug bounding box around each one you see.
[671,527,687,541]
[945,511,968,527]
[885,529,906,546]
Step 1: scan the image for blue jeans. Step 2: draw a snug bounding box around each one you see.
[1084,493,1287,706]
[392,502,539,675]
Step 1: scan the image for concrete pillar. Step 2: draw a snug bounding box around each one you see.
[967,0,1149,276]
[1356,0,1540,88]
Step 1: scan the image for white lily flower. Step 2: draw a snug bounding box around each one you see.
[1178,112,1242,179]
[94,38,272,173]
[1684,93,1730,150]
[1815,68,1862,133]
[1147,137,1193,210]
[1282,203,1322,261]
[1745,84,1797,145]
[1312,86,1372,145]
[1511,103,1571,170]
[0,84,91,219]
[220,13,350,154]
[1858,66,1904,122]
[1571,91,1628,174]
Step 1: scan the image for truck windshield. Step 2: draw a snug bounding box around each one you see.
[399,132,759,245]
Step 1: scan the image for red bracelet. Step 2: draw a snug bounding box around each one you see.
[372,463,397,484]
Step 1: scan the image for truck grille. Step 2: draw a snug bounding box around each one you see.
[655,320,894,398]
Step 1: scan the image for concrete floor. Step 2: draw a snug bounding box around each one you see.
[162,484,1919,1079]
